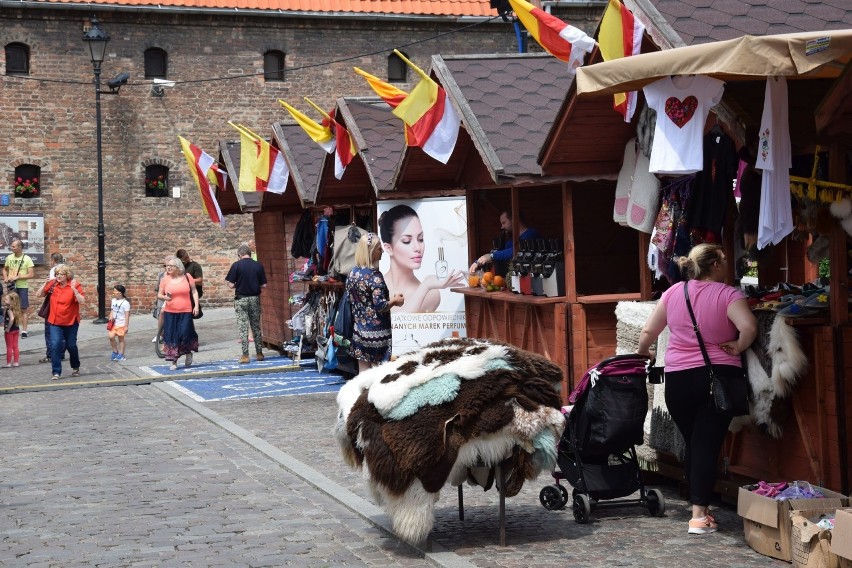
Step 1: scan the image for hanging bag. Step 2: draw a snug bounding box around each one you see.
[683,281,750,416]
[185,275,203,319]
[37,280,58,320]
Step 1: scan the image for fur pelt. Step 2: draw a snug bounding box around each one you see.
[335,337,565,544]
[730,313,807,438]
[636,104,656,158]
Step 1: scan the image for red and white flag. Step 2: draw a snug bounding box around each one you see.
[354,65,460,164]
[178,136,226,228]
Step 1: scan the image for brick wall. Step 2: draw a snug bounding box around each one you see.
[0,8,522,317]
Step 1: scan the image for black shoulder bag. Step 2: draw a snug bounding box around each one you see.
[683,281,750,416]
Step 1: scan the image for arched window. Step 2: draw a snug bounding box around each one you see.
[144,48,168,79]
[264,50,285,81]
[387,52,407,83]
[145,165,169,197]
[5,43,30,75]
[14,164,40,198]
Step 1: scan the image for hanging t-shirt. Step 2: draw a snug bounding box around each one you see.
[756,76,793,249]
[643,76,725,175]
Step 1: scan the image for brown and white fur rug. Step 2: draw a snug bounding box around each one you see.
[335,337,565,544]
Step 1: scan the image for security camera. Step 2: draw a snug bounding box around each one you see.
[106,72,129,92]
[151,78,175,97]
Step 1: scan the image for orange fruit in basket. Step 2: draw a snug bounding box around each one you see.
[482,271,494,284]
[468,275,480,287]
[493,275,505,288]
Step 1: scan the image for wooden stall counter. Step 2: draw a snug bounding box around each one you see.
[452,287,570,397]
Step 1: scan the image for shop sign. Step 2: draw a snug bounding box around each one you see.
[377,198,468,354]
[0,212,45,264]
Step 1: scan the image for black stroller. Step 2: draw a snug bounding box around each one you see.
[539,354,666,523]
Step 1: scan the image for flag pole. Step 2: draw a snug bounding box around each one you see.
[303,97,334,122]
[393,49,430,81]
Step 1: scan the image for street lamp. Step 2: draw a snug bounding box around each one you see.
[82,16,110,324]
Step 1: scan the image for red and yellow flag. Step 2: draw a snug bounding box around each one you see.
[354,64,461,164]
[509,0,596,75]
[599,0,645,121]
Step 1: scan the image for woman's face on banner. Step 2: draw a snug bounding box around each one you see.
[387,215,425,270]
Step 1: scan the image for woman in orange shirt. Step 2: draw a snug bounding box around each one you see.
[158,256,200,370]
[37,264,84,380]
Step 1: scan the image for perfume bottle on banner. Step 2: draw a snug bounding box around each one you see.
[435,247,448,280]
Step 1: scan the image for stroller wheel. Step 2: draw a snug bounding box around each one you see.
[646,488,666,516]
[539,485,564,510]
[558,484,570,508]
[572,493,591,524]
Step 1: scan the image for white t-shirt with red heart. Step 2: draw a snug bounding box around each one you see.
[643,75,725,175]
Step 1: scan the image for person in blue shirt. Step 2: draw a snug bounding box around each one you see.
[469,210,541,273]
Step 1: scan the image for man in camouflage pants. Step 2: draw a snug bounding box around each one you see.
[225,244,267,364]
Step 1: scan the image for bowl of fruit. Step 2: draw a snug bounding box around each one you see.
[481,272,505,292]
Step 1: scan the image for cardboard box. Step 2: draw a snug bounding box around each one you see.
[831,508,852,565]
[738,485,847,562]
[791,511,838,568]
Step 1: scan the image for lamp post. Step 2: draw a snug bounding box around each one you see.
[82,17,110,324]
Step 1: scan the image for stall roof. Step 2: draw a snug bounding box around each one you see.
[432,53,573,180]
[339,98,406,194]
[575,30,852,97]
[647,0,852,46]
[272,122,326,205]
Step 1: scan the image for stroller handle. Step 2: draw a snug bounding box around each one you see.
[595,353,655,369]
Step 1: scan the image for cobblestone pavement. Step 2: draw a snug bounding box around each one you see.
[0,313,788,567]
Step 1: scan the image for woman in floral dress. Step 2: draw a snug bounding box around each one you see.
[345,233,405,372]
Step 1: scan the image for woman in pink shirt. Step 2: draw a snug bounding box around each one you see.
[157,256,200,370]
[638,244,756,536]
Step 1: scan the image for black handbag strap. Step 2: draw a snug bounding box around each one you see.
[185,274,195,308]
[683,281,715,378]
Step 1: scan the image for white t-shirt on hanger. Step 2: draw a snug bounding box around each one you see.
[643,75,725,174]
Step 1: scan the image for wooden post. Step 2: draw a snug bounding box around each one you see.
[563,183,576,303]
[638,231,652,300]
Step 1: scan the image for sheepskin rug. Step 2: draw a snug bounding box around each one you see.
[335,337,565,544]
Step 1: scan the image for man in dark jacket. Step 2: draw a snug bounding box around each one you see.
[225,244,267,364]
[176,249,204,297]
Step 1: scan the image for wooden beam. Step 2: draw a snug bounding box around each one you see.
[563,183,577,303]
[829,143,849,325]
[639,231,652,300]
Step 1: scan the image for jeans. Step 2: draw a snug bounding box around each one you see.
[49,323,80,377]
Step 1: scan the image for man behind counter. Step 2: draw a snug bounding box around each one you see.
[469,211,541,274]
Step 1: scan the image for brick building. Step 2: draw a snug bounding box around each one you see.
[2,0,605,317]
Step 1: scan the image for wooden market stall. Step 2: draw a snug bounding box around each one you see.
[216,132,321,348]
[572,30,852,494]
[389,52,647,397]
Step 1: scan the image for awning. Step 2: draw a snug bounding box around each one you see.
[575,30,852,97]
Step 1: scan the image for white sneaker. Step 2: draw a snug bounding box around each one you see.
[152,335,158,343]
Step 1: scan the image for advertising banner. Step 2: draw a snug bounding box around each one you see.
[377,198,468,355]
[0,212,45,264]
